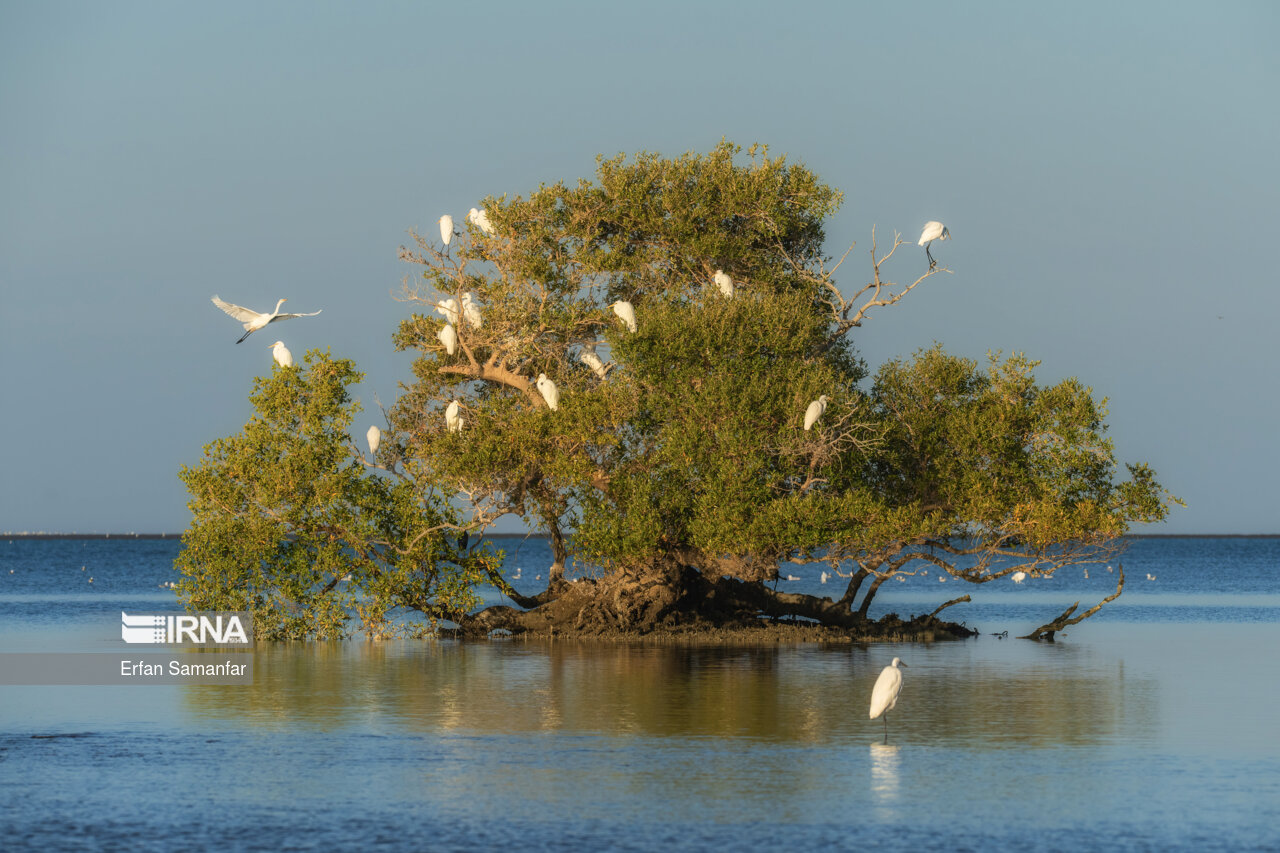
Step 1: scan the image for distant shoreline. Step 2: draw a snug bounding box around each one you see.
[3,532,1278,540]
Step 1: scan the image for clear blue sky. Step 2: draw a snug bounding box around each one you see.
[1,1,1276,534]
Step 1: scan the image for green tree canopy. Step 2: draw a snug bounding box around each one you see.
[175,351,494,639]
[379,141,1177,634]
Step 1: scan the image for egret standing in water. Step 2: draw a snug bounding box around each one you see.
[270,341,293,367]
[804,395,830,431]
[1011,571,1027,584]
[212,296,321,344]
[869,657,908,743]
[918,221,951,269]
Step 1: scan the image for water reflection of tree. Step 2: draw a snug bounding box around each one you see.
[180,644,1157,749]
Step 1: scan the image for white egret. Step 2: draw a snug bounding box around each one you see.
[461,292,483,328]
[212,296,322,344]
[367,425,381,455]
[821,571,829,584]
[579,343,607,379]
[467,207,494,235]
[437,323,458,356]
[612,300,637,333]
[536,373,559,411]
[445,400,464,433]
[270,340,293,367]
[803,395,830,431]
[869,657,908,743]
[918,221,951,269]
[785,574,800,581]
[435,298,460,326]
[439,214,454,247]
[1012,571,1027,584]
[1146,573,1157,581]
[713,269,733,298]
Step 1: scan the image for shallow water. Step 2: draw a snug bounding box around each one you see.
[2,537,1279,851]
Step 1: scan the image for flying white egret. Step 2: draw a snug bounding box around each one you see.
[467,207,494,235]
[270,340,293,367]
[918,221,951,269]
[437,323,458,356]
[439,214,454,247]
[461,292,483,328]
[869,657,908,743]
[1011,571,1027,584]
[536,373,559,410]
[211,296,321,344]
[612,300,637,333]
[367,425,381,455]
[579,343,607,379]
[434,298,460,326]
[713,269,733,298]
[803,395,830,431]
[445,400,464,433]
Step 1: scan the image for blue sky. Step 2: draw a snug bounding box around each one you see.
[1,1,1276,534]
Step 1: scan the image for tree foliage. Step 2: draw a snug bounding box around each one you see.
[179,141,1178,639]
[175,351,494,639]
[385,141,1178,634]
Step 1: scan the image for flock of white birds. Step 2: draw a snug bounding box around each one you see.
[209,218,972,740]
[211,217,953,490]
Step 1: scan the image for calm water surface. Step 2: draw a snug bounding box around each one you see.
[1,536,1278,851]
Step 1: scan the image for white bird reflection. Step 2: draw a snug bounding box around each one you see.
[869,742,901,807]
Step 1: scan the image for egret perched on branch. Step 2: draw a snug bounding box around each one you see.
[435,298,460,326]
[467,207,494,235]
[536,373,559,410]
[869,657,908,743]
[612,300,637,333]
[212,296,321,344]
[445,400,464,433]
[579,343,607,379]
[437,323,458,356]
[461,292,483,328]
[439,214,454,248]
[713,269,733,298]
[366,426,381,455]
[804,395,829,431]
[918,221,951,269]
[270,340,293,367]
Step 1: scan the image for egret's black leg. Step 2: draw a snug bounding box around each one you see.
[926,244,936,269]
[883,714,889,744]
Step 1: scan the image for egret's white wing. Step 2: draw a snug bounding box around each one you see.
[212,296,262,323]
[275,310,322,320]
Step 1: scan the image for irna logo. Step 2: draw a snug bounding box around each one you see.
[121,611,252,645]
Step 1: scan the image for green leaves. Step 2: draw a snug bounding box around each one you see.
[175,350,493,640]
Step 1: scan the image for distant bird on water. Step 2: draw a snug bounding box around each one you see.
[918,221,951,269]
[270,340,293,367]
[804,395,829,431]
[212,296,321,344]
[869,657,908,743]
[1012,571,1027,584]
